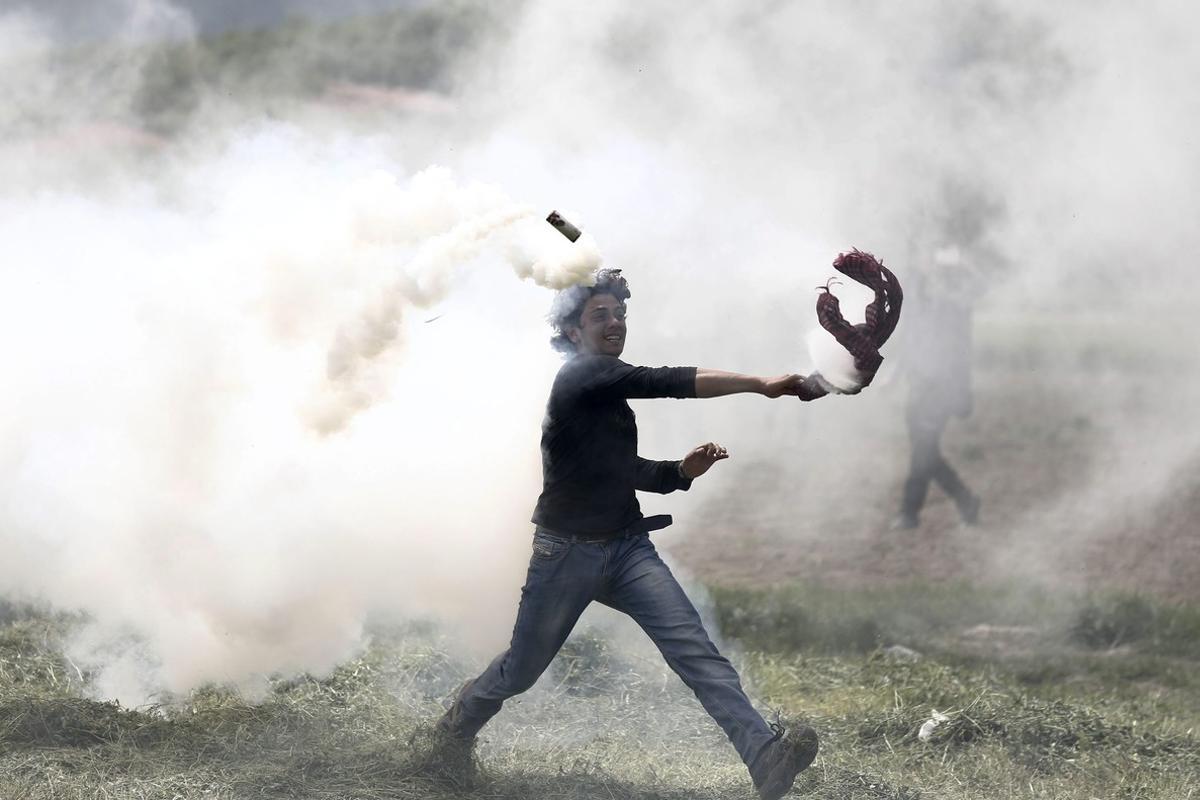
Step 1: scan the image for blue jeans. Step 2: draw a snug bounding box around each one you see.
[452,528,776,768]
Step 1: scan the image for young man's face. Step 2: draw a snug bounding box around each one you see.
[568,293,627,357]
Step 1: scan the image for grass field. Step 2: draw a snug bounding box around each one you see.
[6,7,1198,797]
[3,583,1197,800]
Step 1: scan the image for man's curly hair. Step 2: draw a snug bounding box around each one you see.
[548,268,631,356]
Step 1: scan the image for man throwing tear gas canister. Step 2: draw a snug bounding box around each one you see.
[431,268,822,800]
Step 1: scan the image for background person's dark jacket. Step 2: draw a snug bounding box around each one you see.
[904,295,973,423]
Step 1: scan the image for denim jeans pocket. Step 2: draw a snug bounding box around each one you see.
[531,530,569,560]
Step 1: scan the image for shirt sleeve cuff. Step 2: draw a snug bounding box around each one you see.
[672,366,699,398]
[674,460,694,491]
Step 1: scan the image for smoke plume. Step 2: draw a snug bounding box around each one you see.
[1,0,1197,704]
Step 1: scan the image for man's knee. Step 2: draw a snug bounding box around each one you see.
[666,645,745,691]
[652,619,726,662]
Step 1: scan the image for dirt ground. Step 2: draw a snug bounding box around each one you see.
[672,321,1200,603]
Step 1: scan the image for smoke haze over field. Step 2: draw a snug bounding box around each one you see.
[1,0,1198,703]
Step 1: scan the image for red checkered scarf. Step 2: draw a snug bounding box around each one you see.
[815,249,903,385]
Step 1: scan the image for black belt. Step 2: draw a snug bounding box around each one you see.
[536,514,673,543]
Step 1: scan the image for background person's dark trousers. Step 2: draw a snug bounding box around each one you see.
[900,410,979,527]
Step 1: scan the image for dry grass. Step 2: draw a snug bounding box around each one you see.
[1,594,1198,800]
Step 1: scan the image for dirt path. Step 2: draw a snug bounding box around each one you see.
[669,369,1200,603]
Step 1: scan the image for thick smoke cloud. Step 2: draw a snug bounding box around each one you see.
[1,0,1197,703]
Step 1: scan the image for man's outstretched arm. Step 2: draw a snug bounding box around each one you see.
[695,369,823,400]
[573,358,823,401]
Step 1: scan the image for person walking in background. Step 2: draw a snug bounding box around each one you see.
[892,175,1006,531]
[894,263,980,529]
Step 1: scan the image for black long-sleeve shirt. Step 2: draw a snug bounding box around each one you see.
[531,355,698,538]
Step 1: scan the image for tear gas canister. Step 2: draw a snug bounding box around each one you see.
[546,210,582,242]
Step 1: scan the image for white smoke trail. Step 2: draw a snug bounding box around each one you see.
[805,328,866,394]
[310,166,601,433]
[0,127,602,703]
